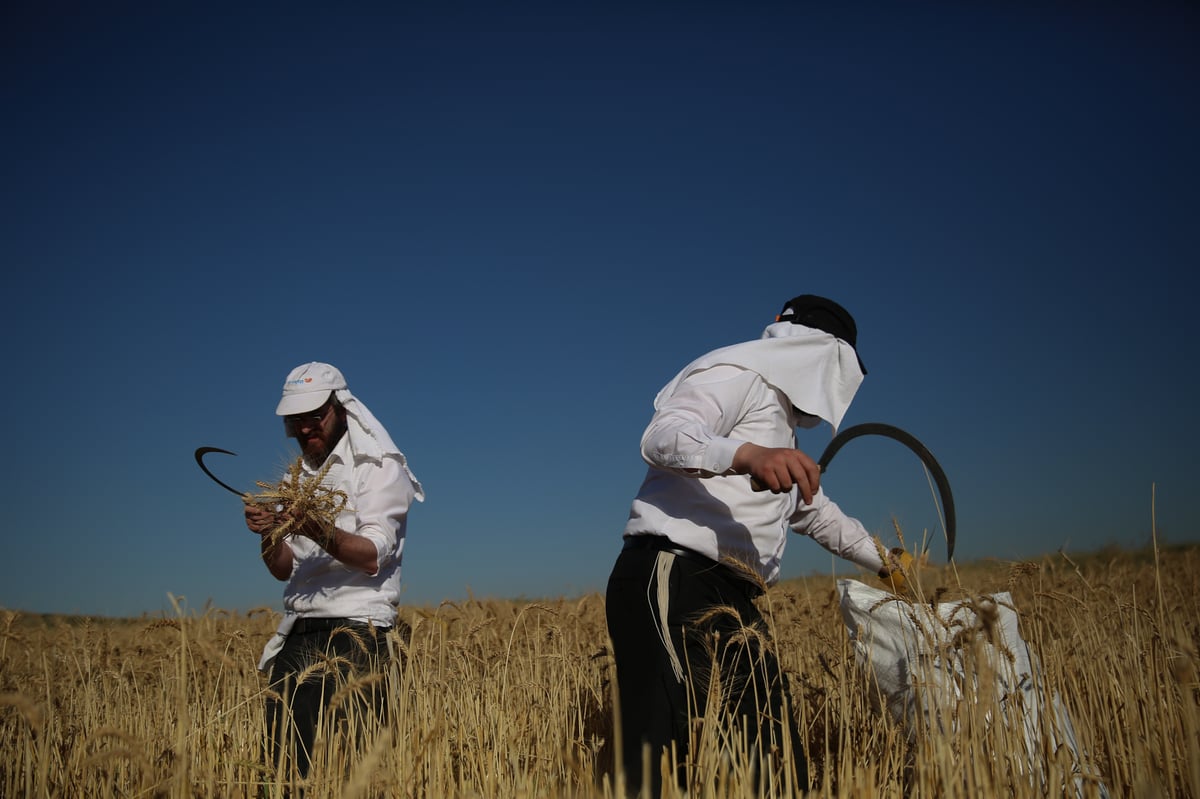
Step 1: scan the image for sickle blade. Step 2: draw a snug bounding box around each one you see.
[194,446,248,498]
[818,423,956,561]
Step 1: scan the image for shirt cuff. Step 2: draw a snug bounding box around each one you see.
[704,437,745,475]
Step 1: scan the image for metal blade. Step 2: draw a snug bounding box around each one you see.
[194,446,248,498]
[819,423,956,561]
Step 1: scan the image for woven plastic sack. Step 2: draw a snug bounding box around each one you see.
[837,579,1107,798]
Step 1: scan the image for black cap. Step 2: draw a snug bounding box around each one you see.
[777,294,867,374]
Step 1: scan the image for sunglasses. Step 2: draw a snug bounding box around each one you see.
[283,401,336,432]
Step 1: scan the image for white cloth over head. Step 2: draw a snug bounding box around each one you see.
[654,322,865,432]
[334,386,425,501]
[276,361,424,501]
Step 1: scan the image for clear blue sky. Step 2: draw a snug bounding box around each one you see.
[3,3,1196,618]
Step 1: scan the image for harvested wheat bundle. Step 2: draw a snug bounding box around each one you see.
[245,457,350,548]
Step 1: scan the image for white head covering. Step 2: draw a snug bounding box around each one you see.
[654,322,865,432]
[276,362,424,501]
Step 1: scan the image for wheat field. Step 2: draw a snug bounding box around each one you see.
[2,543,1197,798]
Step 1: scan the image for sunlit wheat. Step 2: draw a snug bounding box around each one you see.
[1,543,1197,797]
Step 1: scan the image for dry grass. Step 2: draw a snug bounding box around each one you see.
[2,543,1197,798]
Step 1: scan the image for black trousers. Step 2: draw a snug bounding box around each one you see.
[606,541,807,796]
[265,618,394,780]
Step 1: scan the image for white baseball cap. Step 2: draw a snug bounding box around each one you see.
[275,362,347,416]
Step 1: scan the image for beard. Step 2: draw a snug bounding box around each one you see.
[300,426,346,467]
[301,437,330,466]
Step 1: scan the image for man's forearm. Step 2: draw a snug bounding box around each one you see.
[322,528,380,575]
[260,535,293,581]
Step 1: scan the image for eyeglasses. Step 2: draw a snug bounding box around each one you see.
[283,402,334,432]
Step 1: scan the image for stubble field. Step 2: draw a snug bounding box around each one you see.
[2,543,1197,798]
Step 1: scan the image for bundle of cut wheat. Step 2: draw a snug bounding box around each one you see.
[245,457,349,548]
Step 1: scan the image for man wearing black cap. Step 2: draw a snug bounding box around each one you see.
[606,295,889,795]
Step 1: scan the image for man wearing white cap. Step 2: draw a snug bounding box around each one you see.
[606,295,891,795]
[244,361,424,780]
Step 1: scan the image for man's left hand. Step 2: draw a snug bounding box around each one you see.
[878,547,916,594]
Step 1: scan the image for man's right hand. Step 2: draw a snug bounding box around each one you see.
[732,442,821,504]
[244,504,278,536]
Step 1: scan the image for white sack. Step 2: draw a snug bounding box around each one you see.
[837,579,1107,798]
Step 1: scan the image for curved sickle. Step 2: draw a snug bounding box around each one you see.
[194,446,248,498]
[818,423,956,561]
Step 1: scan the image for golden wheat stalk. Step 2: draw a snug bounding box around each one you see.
[245,457,350,547]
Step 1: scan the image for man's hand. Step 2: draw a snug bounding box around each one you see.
[290,513,335,548]
[878,547,916,594]
[247,503,295,581]
[732,442,821,504]
[244,503,278,536]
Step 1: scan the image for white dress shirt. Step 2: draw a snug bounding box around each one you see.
[282,434,417,620]
[624,364,885,585]
[258,434,419,670]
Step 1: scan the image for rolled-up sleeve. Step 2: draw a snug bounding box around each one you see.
[351,456,417,575]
